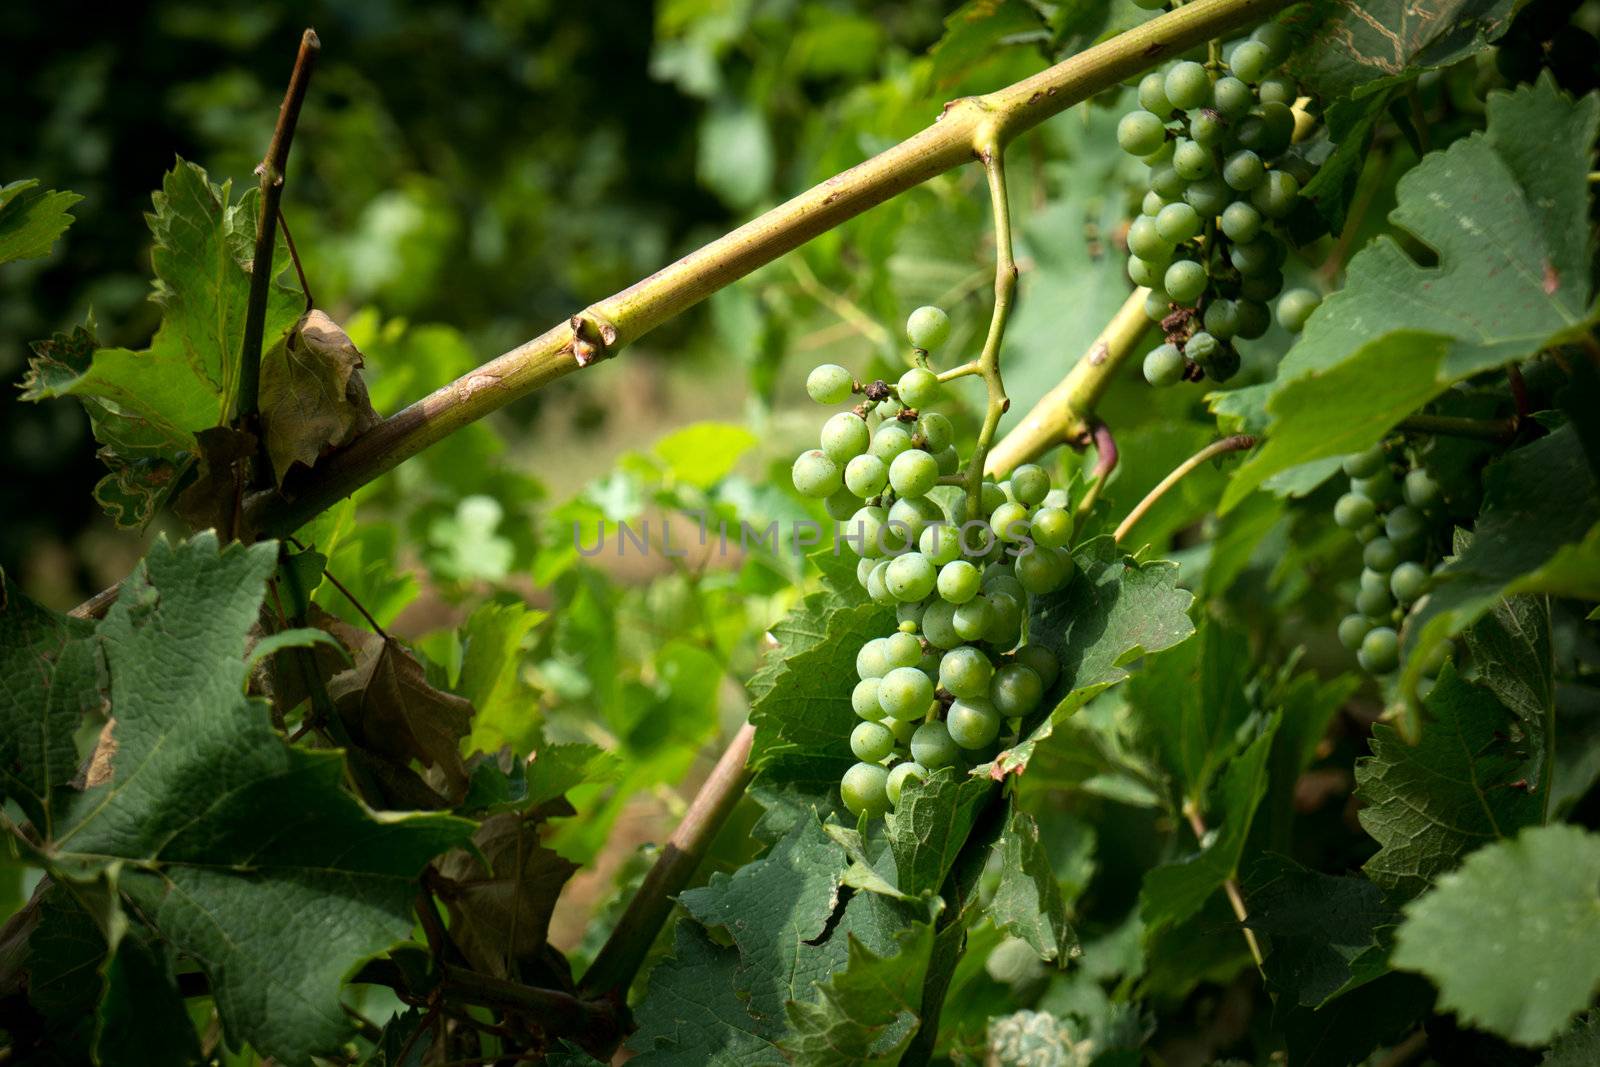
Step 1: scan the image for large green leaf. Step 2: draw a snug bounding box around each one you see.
[1392,824,1600,1045]
[35,533,472,1064]
[1220,76,1600,512]
[0,179,83,264]
[1355,664,1540,899]
[986,808,1074,964]
[887,768,993,898]
[782,919,937,1066]
[1127,621,1253,806]
[629,923,788,1065]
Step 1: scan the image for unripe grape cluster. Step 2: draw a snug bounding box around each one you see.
[1331,441,1452,680]
[1115,22,1323,388]
[792,306,1068,821]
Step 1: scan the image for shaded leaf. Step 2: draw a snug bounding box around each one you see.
[1128,621,1253,805]
[170,424,256,535]
[259,309,380,484]
[1280,971,1434,1067]
[887,767,993,898]
[1465,594,1554,789]
[1544,1013,1600,1067]
[96,926,202,1067]
[987,808,1074,964]
[782,918,936,1065]
[928,0,1046,91]
[0,179,82,264]
[629,922,786,1065]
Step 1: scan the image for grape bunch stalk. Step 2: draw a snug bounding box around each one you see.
[1332,441,1453,682]
[791,305,1067,820]
[1114,22,1324,388]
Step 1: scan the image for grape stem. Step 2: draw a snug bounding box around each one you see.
[961,141,1018,520]
[1113,433,1256,544]
[936,359,983,383]
[1074,419,1120,517]
[1396,412,1518,442]
[1183,800,1265,968]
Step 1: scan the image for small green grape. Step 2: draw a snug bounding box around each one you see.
[1155,201,1201,243]
[990,663,1043,718]
[856,638,889,680]
[844,453,888,498]
[856,557,875,589]
[851,677,884,721]
[1172,139,1215,181]
[1230,237,1279,276]
[850,720,896,763]
[1334,493,1376,530]
[865,561,895,606]
[1222,149,1265,191]
[820,412,870,463]
[952,597,993,642]
[869,422,914,464]
[1190,108,1226,147]
[1220,200,1263,243]
[982,589,1024,648]
[1355,584,1392,619]
[1149,162,1186,200]
[1145,289,1172,323]
[1127,255,1165,288]
[1390,561,1429,603]
[845,505,888,559]
[1337,613,1373,651]
[1141,189,1167,216]
[1165,61,1211,110]
[1118,110,1169,156]
[1138,71,1172,114]
[1403,469,1442,509]
[1341,444,1387,478]
[947,698,1001,749]
[918,523,959,567]
[878,666,935,721]
[991,501,1031,543]
[1185,175,1233,219]
[1233,299,1271,340]
[824,488,859,521]
[1385,505,1425,546]
[939,645,993,700]
[1013,548,1063,595]
[1127,215,1173,260]
[1258,74,1296,106]
[1351,471,1398,503]
[918,411,954,452]
[1228,40,1273,83]
[906,305,951,351]
[1186,330,1220,365]
[1276,287,1321,332]
[898,367,940,410]
[841,762,890,816]
[1251,169,1300,219]
[1212,75,1252,116]
[1239,267,1285,302]
[1164,259,1208,303]
[792,449,843,498]
[888,496,941,543]
[1256,101,1297,154]
[883,631,922,669]
[1250,21,1292,64]
[1030,506,1072,549]
[886,552,937,602]
[980,480,1009,516]
[897,600,925,631]
[937,559,981,604]
[1203,298,1241,339]
[981,569,1024,599]
[922,600,960,649]
[1357,627,1400,674]
[806,363,854,405]
[886,761,927,806]
[1013,645,1059,690]
[1011,465,1050,507]
[889,449,939,498]
[1144,343,1186,386]
[1204,344,1241,383]
[1364,536,1400,572]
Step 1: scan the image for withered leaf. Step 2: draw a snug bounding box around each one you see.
[171,425,257,536]
[259,310,379,486]
[432,812,579,979]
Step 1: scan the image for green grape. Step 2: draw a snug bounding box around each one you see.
[887,717,917,746]
[883,630,923,669]
[1222,149,1265,191]
[937,560,981,604]
[981,569,1024,599]
[1276,287,1321,332]
[1357,627,1400,674]
[1127,255,1165,288]
[1256,101,1296,154]
[1352,471,1397,503]
[922,600,960,649]
[990,664,1043,718]
[821,412,870,463]
[1203,298,1241,339]
[1233,299,1271,339]
[1205,344,1241,382]
[898,366,940,409]
[1011,465,1050,507]
[1228,40,1273,82]
[917,643,941,675]
[1212,75,1252,116]
[991,501,1031,543]
[1155,201,1201,243]
[1355,584,1392,619]
[1230,237,1278,276]
[1145,288,1172,323]
[1355,522,1380,545]
[841,762,891,816]
[1164,259,1207,303]
[930,448,957,480]
[1149,162,1186,199]
[1014,548,1063,595]
[947,698,1002,750]
[856,557,875,589]
[1251,169,1299,219]
[897,600,925,631]
[846,505,889,558]
[889,449,939,498]
[1030,506,1072,549]
[1342,444,1387,478]
[1118,110,1169,156]
[939,645,993,700]
[1390,561,1428,603]
[1239,267,1285,301]
[919,411,955,452]
[1165,61,1211,109]
[1403,469,1442,509]
[1141,189,1167,216]
[1337,613,1373,651]
[1183,175,1231,217]
[1334,493,1376,529]
[1190,109,1226,147]
[806,363,854,405]
[1220,200,1263,242]
[886,552,937,602]
[1364,536,1400,571]
[844,453,888,498]
[1233,116,1270,154]
[1186,330,1220,365]
[886,761,927,806]
[792,449,843,498]
[824,489,858,522]
[852,677,884,720]
[952,597,993,642]
[888,496,941,543]
[1127,215,1173,260]
[1385,505,1425,546]
[1250,21,1292,64]
[1142,139,1177,168]
[906,305,951,351]
[919,523,960,567]
[1172,139,1215,180]
[1014,646,1059,691]
[869,422,914,463]
[865,561,895,606]
[1359,567,1389,596]
[911,720,966,769]
[983,589,1024,648]
[1258,74,1296,106]
[857,637,889,679]
[1144,343,1186,386]
[850,720,895,763]
[878,666,935,721]
[980,480,1009,516]
[1138,71,1173,114]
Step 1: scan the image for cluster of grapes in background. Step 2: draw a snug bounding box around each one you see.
[1113,21,1324,388]
[791,307,1067,820]
[1332,441,1452,681]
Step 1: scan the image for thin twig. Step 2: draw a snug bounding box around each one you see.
[237,28,320,421]
[788,257,891,348]
[1075,419,1119,517]
[1396,413,1518,442]
[287,534,389,639]
[578,722,756,1000]
[1114,434,1256,544]
[277,205,314,311]
[1185,802,1264,968]
[961,140,1018,520]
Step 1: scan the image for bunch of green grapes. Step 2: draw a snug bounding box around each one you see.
[1331,441,1452,679]
[1112,21,1323,388]
[791,305,1069,820]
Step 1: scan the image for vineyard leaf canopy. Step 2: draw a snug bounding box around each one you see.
[1392,824,1600,1046]
[0,178,82,264]
[1219,75,1600,513]
[38,533,472,1064]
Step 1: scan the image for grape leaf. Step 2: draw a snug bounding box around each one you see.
[0,179,82,264]
[1464,594,1554,789]
[1401,425,1600,702]
[1392,824,1600,1045]
[1544,1013,1600,1067]
[887,767,993,898]
[1139,717,1278,937]
[781,918,936,1065]
[259,309,380,485]
[458,599,547,753]
[39,533,472,1064]
[629,922,787,1065]
[1220,76,1600,513]
[997,536,1195,776]
[1287,0,1523,100]
[1243,854,1400,1008]
[986,808,1074,964]
[927,0,1046,92]
[1280,972,1435,1067]
[96,926,202,1067]
[1128,622,1253,806]
[652,421,759,490]
[1355,664,1540,899]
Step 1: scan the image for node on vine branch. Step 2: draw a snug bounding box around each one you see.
[569,312,620,368]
